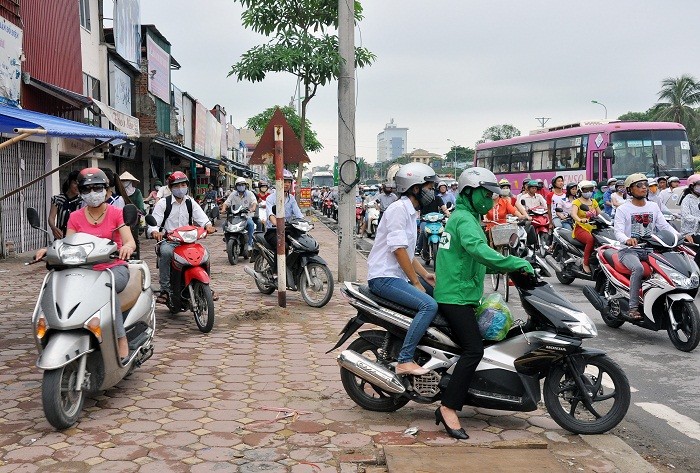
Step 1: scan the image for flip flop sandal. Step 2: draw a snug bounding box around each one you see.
[155,292,170,304]
[211,290,219,301]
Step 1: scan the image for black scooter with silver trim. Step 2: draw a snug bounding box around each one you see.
[330,233,630,435]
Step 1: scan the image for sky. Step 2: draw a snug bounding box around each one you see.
[112,0,700,168]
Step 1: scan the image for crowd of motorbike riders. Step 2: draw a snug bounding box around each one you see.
[38,161,700,435]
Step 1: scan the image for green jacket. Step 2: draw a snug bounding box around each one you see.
[433,192,532,306]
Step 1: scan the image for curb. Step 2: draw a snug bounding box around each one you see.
[580,434,658,472]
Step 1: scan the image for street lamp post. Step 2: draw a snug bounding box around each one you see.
[447,138,457,178]
[591,100,607,119]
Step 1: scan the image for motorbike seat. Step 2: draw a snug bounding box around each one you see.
[119,264,145,312]
[601,249,652,278]
[560,230,586,249]
[253,231,270,248]
[357,284,450,328]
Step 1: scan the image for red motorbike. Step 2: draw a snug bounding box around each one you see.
[152,222,215,333]
[522,201,551,257]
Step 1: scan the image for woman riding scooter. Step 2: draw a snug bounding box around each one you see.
[571,180,601,275]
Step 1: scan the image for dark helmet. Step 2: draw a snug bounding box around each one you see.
[167,171,188,187]
[77,168,108,190]
[565,182,578,193]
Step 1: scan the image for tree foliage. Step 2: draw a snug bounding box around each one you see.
[245,105,322,153]
[617,108,656,122]
[477,124,521,144]
[445,145,474,164]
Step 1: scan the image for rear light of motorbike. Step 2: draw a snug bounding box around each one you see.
[35,314,48,340]
[85,315,103,343]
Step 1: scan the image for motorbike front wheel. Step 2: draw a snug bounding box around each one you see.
[430,242,439,268]
[42,358,86,430]
[227,238,239,265]
[191,281,215,333]
[340,338,409,412]
[667,300,700,352]
[544,355,630,435]
[300,262,334,308]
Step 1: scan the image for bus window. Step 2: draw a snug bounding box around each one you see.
[511,153,529,172]
[609,130,693,177]
[494,154,510,173]
[555,148,584,169]
[532,150,553,171]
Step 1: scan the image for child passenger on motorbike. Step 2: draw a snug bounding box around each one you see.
[433,167,533,439]
[614,173,678,321]
[367,163,439,377]
[571,180,601,274]
[35,168,136,360]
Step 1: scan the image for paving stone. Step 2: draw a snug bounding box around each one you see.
[238,462,288,473]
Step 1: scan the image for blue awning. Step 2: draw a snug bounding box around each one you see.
[0,105,126,139]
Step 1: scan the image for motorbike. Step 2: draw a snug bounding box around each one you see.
[203,197,220,225]
[355,203,364,234]
[546,206,617,285]
[323,197,334,218]
[244,218,334,308]
[365,202,380,239]
[145,215,215,333]
[223,206,250,265]
[332,200,339,221]
[583,230,700,352]
[331,231,630,435]
[27,206,155,430]
[421,211,445,267]
[521,200,550,256]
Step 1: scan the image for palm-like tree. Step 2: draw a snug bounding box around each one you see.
[653,75,700,132]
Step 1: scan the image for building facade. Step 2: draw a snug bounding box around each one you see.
[376,118,408,163]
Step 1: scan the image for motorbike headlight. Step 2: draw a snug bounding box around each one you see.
[180,229,199,243]
[84,311,103,343]
[35,312,48,340]
[659,263,699,289]
[58,243,94,264]
[425,227,433,234]
[558,306,598,338]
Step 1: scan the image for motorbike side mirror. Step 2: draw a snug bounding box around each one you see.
[603,145,615,163]
[27,208,41,228]
[554,207,563,213]
[697,202,700,211]
[122,204,139,227]
[579,204,590,211]
[691,143,697,157]
[520,199,526,207]
[145,215,158,227]
[508,232,519,249]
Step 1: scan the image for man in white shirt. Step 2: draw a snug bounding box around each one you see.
[147,171,215,302]
[221,177,258,252]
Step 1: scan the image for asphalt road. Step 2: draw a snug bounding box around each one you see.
[320,212,700,473]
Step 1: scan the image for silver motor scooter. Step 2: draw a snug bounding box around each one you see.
[27,205,155,430]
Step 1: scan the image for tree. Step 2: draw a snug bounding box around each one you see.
[245,105,323,153]
[652,74,700,132]
[477,124,521,144]
[229,0,376,196]
[445,145,474,164]
[617,107,656,121]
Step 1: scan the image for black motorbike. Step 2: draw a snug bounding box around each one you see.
[330,233,630,435]
[546,205,617,285]
[223,206,250,265]
[244,218,334,308]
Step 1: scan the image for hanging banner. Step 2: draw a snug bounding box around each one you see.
[114,0,140,67]
[194,101,207,155]
[0,18,22,107]
[108,60,132,116]
[91,98,140,136]
[146,35,170,103]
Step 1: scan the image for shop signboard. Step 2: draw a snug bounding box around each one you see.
[114,0,140,67]
[0,18,22,107]
[146,35,170,103]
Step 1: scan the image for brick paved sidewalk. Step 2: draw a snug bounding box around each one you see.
[0,216,644,472]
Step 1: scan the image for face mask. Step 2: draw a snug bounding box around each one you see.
[385,189,392,195]
[581,191,593,199]
[123,182,135,196]
[81,189,106,208]
[236,185,246,192]
[500,188,511,197]
[171,186,188,199]
[417,188,435,208]
[155,185,161,191]
[471,188,495,215]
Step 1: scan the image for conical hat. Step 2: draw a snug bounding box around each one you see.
[119,171,139,182]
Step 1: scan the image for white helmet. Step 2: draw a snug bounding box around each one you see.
[235,177,247,186]
[283,169,294,180]
[437,181,447,189]
[394,162,439,194]
[457,167,500,195]
[577,180,596,191]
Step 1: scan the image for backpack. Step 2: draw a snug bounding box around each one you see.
[159,195,193,232]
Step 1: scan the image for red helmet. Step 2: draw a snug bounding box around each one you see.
[167,171,188,187]
[77,167,108,189]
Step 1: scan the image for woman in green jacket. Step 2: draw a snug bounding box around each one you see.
[433,167,533,439]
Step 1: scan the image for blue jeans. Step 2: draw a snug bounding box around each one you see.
[368,276,438,363]
[416,221,427,252]
[245,217,255,247]
[159,241,177,294]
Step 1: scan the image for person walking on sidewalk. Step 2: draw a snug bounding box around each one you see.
[367,162,439,376]
[433,167,533,439]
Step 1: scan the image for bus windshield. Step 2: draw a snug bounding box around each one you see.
[610,129,693,179]
[311,175,335,188]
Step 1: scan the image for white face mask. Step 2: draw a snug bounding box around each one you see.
[171,187,188,199]
[123,182,134,195]
[81,189,106,208]
[581,191,593,199]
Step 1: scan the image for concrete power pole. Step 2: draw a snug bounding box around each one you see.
[337,0,357,282]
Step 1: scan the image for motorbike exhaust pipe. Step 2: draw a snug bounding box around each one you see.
[244,266,268,285]
[337,349,406,394]
[582,286,605,312]
[545,254,562,273]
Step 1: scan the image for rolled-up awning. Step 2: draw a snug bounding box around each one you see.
[153,137,219,171]
[0,105,126,139]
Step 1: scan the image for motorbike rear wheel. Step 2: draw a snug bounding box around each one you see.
[544,355,630,435]
[553,244,575,285]
[227,238,239,265]
[300,262,334,308]
[191,281,215,333]
[599,282,624,329]
[667,300,700,352]
[538,232,548,257]
[253,254,276,295]
[42,358,86,430]
[340,338,409,412]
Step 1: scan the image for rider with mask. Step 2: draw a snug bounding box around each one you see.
[433,167,533,439]
[254,180,271,230]
[264,169,304,258]
[484,179,523,235]
[437,181,455,210]
[367,163,439,376]
[148,171,216,305]
[571,180,601,274]
[376,181,398,223]
[679,174,700,269]
[415,179,451,257]
[614,173,677,321]
[221,177,258,254]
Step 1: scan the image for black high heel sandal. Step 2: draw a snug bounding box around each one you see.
[435,407,469,440]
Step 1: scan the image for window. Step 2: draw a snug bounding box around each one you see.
[475,150,492,170]
[493,154,510,173]
[511,153,529,172]
[79,0,91,31]
[83,73,100,126]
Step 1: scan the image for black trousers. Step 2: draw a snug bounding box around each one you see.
[438,303,484,411]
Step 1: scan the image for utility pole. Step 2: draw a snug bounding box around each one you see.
[337,0,356,282]
[535,117,551,128]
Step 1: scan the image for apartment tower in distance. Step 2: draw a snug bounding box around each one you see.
[376,118,408,163]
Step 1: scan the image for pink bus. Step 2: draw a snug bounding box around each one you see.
[474,120,694,190]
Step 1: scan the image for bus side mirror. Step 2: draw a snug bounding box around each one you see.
[603,145,615,163]
[691,143,698,157]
